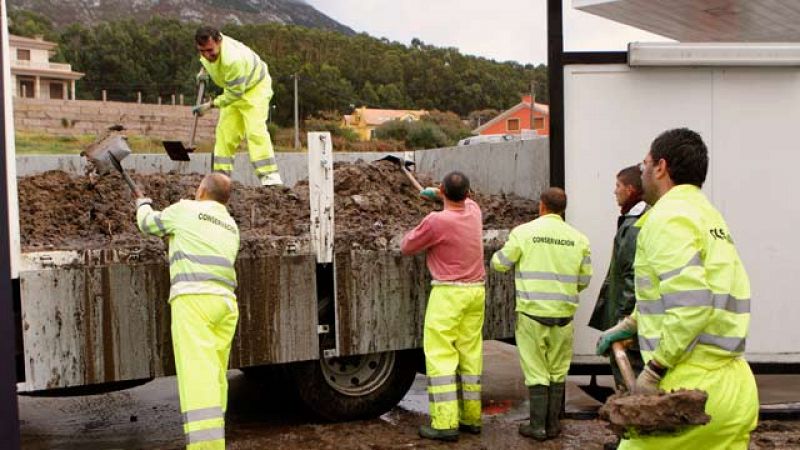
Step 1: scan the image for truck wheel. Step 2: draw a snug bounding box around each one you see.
[290,349,419,421]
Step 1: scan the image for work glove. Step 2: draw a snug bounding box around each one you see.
[192,101,213,116]
[196,68,209,84]
[135,197,153,209]
[595,316,637,355]
[634,363,663,395]
[420,187,441,200]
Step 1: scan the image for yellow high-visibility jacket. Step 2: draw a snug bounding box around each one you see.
[200,34,272,109]
[137,199,240,301]
[633,185,751,370]
[492,214,592,318]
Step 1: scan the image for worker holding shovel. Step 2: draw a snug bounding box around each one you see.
[192,26,282,186]
[135,173,240,450]
[401,172,486,442]
[589,164,648,393]
[596,128,758,449]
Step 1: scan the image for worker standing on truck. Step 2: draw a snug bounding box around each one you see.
[401,171,485,442]
[491,187,592,441]
[135,173,240,450]
[192,26,282,186]
[589,165,648,392]
[596,128,758,449]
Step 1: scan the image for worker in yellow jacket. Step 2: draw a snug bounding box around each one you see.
[597,128,758,449]
[492,187,592,441]
[193,26,282,186]
[136,173,240,450]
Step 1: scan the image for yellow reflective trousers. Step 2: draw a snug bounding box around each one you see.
[515,313,573,386]
[172,294,239,450]
[619,357,758,450]
[213,78,277,178]
[424,284,485,430]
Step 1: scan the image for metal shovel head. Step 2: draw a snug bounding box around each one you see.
[83,133,132,175]
[375,154,415,170]
[162,140,192,161]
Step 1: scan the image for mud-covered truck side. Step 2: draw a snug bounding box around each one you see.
[13,139,549,420]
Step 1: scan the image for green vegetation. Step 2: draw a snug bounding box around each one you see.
[10,11,548,151]
[14,132,213,155]
[12,12,545,122]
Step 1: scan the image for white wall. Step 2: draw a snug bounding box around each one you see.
[565,64,800,363]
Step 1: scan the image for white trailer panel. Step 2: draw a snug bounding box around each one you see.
[566,63,800,363]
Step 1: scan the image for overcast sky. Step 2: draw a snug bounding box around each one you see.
[305,0,671,65]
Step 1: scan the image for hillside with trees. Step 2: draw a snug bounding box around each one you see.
[10,11,548,149]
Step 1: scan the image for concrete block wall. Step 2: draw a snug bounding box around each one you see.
[13,98,219,142]
[15,139,549,199]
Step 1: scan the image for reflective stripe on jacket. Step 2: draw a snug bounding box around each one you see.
[136,199,240,301]
[491,214,592,318]
[633,185,750,370]
[200,34,272,109]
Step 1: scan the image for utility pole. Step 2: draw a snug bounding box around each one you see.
[530,80,536,132]
[294,74,300,150]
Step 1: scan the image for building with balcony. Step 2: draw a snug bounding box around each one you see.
[10,34,84,100]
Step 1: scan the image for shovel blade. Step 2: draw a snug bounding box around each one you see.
[375,154,415,170]
[163,141,192,161]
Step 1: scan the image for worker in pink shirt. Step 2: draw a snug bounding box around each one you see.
[401,171,485,442]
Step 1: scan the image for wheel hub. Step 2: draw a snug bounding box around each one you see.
[319,351,396,397]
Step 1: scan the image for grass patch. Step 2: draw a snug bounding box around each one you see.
[14,132,297,155]
[14,132,217,155]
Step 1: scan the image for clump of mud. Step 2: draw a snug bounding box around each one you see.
[599,389,711,436]
[18,160,537,257]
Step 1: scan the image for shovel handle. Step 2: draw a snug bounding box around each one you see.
[108,153,138,195]
[188,81,206,150]
[612,340,638,392]
[400,166,424,192]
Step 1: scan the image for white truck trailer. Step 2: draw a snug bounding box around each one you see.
[559,0,800,370]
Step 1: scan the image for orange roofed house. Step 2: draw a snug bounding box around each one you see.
[473,95,549,137]
[343,107,428,141]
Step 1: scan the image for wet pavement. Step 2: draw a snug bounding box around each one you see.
[19,341,800,449]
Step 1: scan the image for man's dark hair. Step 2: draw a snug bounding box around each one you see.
[195,26,222,45]
[442,171,470,202]
[540,187,567,215]
[617,164,643,193]
[650,128,708,188]
[201,172,232,204]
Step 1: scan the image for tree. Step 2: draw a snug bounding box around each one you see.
[8,10,58,41]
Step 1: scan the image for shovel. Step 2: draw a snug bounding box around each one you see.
[612,340,638,392]
[375,155,424,192]
[82,129,139,195]
[162,80,205,161]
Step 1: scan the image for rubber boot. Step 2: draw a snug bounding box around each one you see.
[519,385,548,440]
[546,382,566,439]
[458,423,481,434]
[418,425,459,442]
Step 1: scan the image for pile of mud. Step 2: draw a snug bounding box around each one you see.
[18,160,537,256]
[599,389,711,436]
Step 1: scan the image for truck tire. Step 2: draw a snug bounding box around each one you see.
[289,349,419,421]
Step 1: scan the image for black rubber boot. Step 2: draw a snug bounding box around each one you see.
[418,425,459,442]
[519,385,548,440]
[546,382,566,439]
[458,423,481,434]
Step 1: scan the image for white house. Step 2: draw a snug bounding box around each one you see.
[9,34,84,100]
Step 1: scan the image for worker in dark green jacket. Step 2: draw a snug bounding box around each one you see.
[589,164,648,391]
